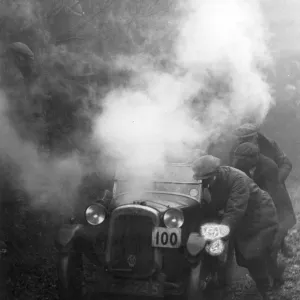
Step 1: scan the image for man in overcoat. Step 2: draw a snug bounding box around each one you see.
[232,142,289,286]
[232,123,296,257]
[192,155,280,300]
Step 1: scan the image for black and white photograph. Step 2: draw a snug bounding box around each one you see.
[0,0,300,299]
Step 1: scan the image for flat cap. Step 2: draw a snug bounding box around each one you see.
[234,123,259,138]
[233,142,259,158]
[192,155,221,179]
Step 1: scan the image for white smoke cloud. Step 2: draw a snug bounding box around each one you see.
[93,0,273,185]
[0,91,84,213]
[0,0,275,211]
[176,0,272,121]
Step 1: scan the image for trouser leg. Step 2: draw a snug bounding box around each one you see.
[245,258,272,296]
[217,240,235,285]
[266,249,285,287]
[273,226,293,258]
[281,233,293,258]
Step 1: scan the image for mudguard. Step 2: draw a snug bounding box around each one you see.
[56,225,84,299]
[57,250,83,300]
[56,224,83,250]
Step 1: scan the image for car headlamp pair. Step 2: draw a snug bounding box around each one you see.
[202,223,229,256]
[85,205,185,228]
[187,223,230,257]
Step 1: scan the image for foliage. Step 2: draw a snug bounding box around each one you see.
[0,1,299,298]
[0,0,181,156]
[263,55,300,199]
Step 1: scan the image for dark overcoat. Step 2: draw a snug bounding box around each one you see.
[230,133,296,232]
[229,133,292,181]
[202,166,278,266]
[253,154,296,232]
[257,133,292,184]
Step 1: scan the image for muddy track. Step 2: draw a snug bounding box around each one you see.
[12,214,300,299]
[224,262,261,300]
[84,255,261,300]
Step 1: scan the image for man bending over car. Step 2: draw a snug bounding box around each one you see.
[231,123,296,258]
[192,155,281,300]
[232,142,287,287]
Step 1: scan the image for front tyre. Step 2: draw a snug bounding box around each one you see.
[57,250,83,300]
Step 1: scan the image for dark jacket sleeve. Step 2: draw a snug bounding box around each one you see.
[259,155,279,184]
[258,161,279,203]
[271,140,292,183]
[221,171,250,232]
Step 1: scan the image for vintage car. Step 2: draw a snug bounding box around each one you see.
[56,163,231,300]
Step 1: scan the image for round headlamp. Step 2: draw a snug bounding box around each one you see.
[163,208,184,228]
[205,239,225,256]
[200,223,230,241]
[85,204,107,226]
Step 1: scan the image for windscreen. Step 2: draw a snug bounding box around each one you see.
[115,163,197,182]
[113,163,201,200]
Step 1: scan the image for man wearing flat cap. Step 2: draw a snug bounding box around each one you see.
[192,155,280,300]
[233,123,292,185]
[232,143,293,285]
[231,123,295,257]
[232,142,278,186]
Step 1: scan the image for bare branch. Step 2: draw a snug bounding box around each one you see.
[55,35,86,45]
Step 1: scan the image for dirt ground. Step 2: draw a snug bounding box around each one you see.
[222,212,300,300]
[9,213,300,300]
[274,214,300,300]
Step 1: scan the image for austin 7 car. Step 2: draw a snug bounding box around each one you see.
[56,163,230,299]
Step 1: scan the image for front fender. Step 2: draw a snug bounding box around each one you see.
[57,250,83,300]
[55,224,83,250]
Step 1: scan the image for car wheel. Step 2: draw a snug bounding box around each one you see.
[57,251,83,300]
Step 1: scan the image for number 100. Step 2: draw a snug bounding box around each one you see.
[155,231,178,246]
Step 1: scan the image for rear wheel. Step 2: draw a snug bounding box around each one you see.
[57,251,83,300]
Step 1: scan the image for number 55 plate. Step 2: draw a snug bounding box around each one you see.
[152,227,181,248]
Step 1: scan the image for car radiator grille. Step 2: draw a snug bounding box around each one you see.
[109,214,155,277]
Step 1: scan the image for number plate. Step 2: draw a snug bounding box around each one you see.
[109,279,163,296]
[152,227,181,248]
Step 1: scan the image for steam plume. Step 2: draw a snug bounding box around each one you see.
[0,0,274,210]
[94,0,273,181]
[0,91,83,210]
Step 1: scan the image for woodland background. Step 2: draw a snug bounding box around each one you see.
[1,0,300,299]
